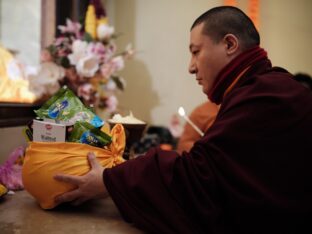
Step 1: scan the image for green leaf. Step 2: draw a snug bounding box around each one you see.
[82,32,94,42]
[60,57,71,68]
[47,45,57,55]
[112,76,124,91]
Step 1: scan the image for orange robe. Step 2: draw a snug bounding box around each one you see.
[177,101,219,153]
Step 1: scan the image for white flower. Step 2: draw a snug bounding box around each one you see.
[39,16,133,112]
[27,62,64,98]
[112,56,125,71]
[68,40,88,65]
[76,54,99,77]
[97,24,114,40]
[124,43,135,59]
[100,56,125,78]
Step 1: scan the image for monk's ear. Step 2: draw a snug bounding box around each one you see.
[223,34,239,55]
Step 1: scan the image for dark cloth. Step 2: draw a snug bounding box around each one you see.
[208,46,267,104]
[104,48,312,234]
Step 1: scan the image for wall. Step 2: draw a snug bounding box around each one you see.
[0,0,41,66]
[0,127,27,163]
[110,0,312,126]
[260,0,312,73]
[111,0,215,126]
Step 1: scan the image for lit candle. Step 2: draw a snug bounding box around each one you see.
[178,106,204,137]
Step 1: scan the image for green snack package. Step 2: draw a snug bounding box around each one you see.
[68,121,112,148]
[34,86,104,128]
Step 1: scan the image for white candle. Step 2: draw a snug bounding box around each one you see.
[178,106,204,137]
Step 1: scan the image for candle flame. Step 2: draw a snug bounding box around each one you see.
[178,106,185,116]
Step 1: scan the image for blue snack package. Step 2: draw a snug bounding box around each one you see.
[68,121,112,147]
[34,86,104,128]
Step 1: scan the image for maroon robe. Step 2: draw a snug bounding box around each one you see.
[104,47,312,233]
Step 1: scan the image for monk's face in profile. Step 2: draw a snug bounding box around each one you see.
[188,22,232,95]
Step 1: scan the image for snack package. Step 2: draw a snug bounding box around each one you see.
[68,121,112,147]
[22,124,126,209]
[23,118,74,143]
[34,86,104,128]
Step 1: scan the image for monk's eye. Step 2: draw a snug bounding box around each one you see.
[192,50,199,56]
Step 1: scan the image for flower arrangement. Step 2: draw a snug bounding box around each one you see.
[29,0,134,113]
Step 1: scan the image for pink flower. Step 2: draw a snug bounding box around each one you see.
[58,18,82,39]
[100,62,114,78]
[0,146,25,190]
[77,83,94,101]
[54,36,67,46]
[100,56,124,78]
[57,48,69,57]
[105,95,118,113]
[34,17,133,111]
[40,49,53,62]
[87,42,107,61]
[111,56,125,71]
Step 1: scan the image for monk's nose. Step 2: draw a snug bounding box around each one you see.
[188,60,196,74]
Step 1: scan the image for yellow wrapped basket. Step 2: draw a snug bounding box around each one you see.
[22,124,125,209]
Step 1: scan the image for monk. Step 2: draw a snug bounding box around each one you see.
[54,6,312,233]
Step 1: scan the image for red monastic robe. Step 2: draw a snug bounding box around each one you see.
[104,47,312,233]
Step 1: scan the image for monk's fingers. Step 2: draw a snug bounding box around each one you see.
[54,174,83,186]
[55,189,81,205]
[87,152,101,169]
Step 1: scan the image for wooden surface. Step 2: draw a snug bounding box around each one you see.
[0,103,40,128]
[0,190,143,234]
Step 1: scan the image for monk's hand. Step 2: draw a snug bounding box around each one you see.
[54,152,109,206]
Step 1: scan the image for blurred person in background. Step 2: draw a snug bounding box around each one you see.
[293,72,312,90]
[176,101,219,153]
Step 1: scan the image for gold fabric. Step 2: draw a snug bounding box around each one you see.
[22,124,125,209]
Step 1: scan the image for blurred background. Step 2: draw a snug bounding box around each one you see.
[1,0,311,162]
